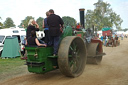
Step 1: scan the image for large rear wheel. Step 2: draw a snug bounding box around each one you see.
[58,36,87,77]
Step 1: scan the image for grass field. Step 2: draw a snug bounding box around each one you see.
[0,57,25,74]
[0,57,28,82]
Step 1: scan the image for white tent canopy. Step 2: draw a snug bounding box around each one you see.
[116,31,128,35]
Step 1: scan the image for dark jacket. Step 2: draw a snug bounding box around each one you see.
[26,25,39,39]
[27,36,37,46]
[47,14,64,36]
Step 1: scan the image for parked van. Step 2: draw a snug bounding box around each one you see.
[11,28,26,52]
[0,28,26,56]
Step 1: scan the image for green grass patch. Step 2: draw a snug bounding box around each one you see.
[0,57,25,74]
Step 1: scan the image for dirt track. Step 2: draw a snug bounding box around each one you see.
[0,38,128,85]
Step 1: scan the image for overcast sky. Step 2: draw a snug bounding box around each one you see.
[0,0,128,29]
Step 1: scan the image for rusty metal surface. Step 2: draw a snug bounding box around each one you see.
[87,43,98,57]
[87,43,103,64]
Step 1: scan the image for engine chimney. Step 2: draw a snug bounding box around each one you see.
[79,9,85,28]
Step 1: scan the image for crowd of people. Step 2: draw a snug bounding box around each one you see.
[99,33,127,47]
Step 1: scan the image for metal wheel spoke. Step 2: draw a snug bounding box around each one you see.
[68,55,72,58]
[75,57,79,67]
[76,49,80,55]
[76,56,79,61]
[69,60,74,67]
[69,46,73,51]
[71,61,77,72]
[76,49,80,61]
[72,42,77,51]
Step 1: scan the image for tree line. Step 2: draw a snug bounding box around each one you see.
[0,16,76,30]
[0,0,124,31]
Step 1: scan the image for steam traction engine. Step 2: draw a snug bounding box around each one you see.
[25,9,105,77]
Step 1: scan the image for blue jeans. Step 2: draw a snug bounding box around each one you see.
[50,36,60,55]
[104,39,107,46]
[121,37,123,40]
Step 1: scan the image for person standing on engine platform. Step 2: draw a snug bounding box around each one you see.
[47,9,64,56]
[43,11,50,45]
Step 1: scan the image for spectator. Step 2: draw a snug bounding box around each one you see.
[22,37,26,56]
[100,35,103,42]
[115,34,118,46]
[22,25,24,28]
[104,34,108,46]
[47,9,64,56]
[121,33,124,40]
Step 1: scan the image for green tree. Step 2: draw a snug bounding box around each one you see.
[0,17,3,29]
[62,16,76,27]
[122,28,128,32]
[85,10,95,28]
[19,16,34,28]
[36,17,43,31]
[3,17,15,28]
[0,23,3,29]
[85,0,123,30]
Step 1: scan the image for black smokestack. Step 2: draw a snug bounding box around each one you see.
[79,9,85,28]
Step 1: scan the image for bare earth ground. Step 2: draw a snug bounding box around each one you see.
[0,38,128,85]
